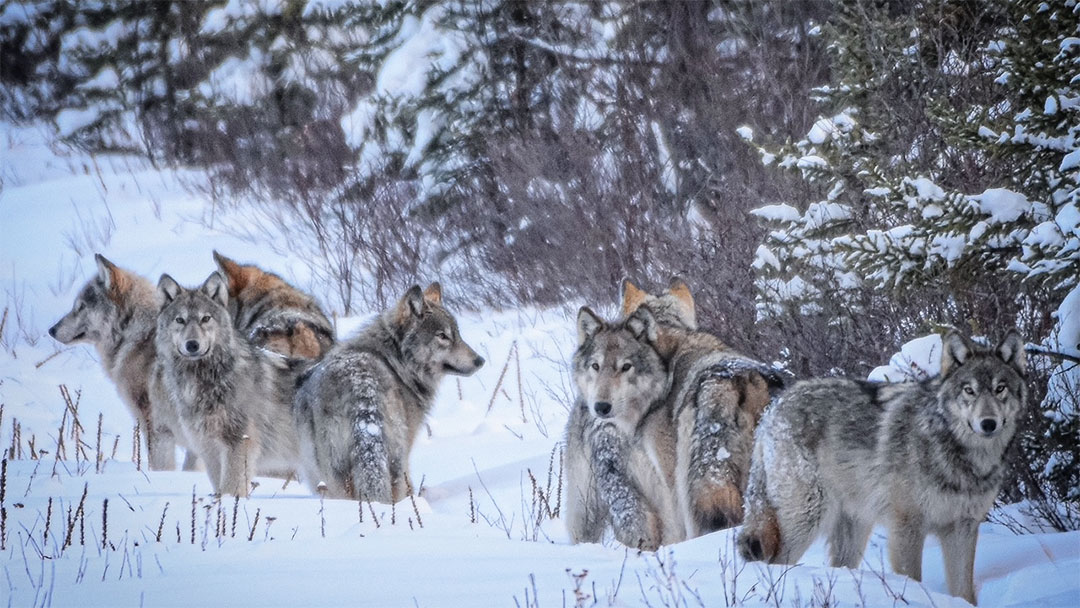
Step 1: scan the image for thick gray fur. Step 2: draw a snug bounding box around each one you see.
[738,330,1027,605]
[292,284,483,503]
[48,254,189,470]
[150,271,305,496]
[564,307,684,551]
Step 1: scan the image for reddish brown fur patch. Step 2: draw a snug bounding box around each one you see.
[286,324,323,360]
[759,505,782,562]
[105,265,136,303]
[214,253,249,297]
[215,252,293,300]
[694,483,744,529]
[422,282,442,306]
[620,279,648,317]
[741,374,771,426]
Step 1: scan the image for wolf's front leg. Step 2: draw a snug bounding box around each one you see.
[219,436,253,497]
[200,443,224,493]
[146,420,178,471]
[589,425,662,550]
[939,518,979,605]
[888,509,926,582]
[564,442,608,543]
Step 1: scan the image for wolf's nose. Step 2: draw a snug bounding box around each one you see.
[185,340,200,354]
[980,418,997,434]
[474,356,485,368]
[48,325,57,338]
[594,402,612,417]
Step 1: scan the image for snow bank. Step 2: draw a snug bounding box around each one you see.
[1,121,1078,607]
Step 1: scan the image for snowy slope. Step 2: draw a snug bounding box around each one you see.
[1,123,1078,607]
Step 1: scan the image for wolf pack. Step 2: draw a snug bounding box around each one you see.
[50,254,1027,605]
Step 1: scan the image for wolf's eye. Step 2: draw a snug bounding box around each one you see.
[621,362,632,373]
[995,384,1007,395]
[436,331,450,341]
[200,315,211,324]
[963,385,975,396]
[590,362,600,371]
[175,316,186,325]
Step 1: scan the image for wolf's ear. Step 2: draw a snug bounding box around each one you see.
[95,254,117,289]
[996,329,1027,376]
[422,282,442,306]
[941,331,975,376]
[666,276,696,329]
[620,278,647,317]
[578,307,603,345]
[200,272,229,308]
[212,251,244,295]
[401,285,425,318]
[158,274,182,306]
[625,307,658,344]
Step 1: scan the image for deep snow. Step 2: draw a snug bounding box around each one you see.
[1,122,1077,607]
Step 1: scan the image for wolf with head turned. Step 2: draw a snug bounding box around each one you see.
[150,272,305,496]
[213,251,335,360]
[621,278,784,537]
[49,254,188,470]
[737,330,1027,605]
[293,283,484,503]
[564,306,686,551]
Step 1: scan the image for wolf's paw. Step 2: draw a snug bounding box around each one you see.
[615,510,664,551]
[693,483,743,533]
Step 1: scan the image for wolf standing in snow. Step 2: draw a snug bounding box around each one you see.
[150,272,305,496]
[293,283,484,502]
[737,330,1027,605]
[621,278,783,537]
[564,306,685,550]
[49,254,187,470]
[213,251,335,360]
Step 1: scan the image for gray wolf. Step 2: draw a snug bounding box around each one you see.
[293,283,483,502]
[49,254,185,470]
[564,306,685,550]
[737,330,1027,605]
[150,271,305,496]
[621,278,784,537]
[213,251,335,360]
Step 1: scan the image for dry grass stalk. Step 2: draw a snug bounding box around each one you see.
[190,487,197,544]
[485,340,517,414]
[155,502,169,542]
[0,458,7,550]
[248,508,261,541]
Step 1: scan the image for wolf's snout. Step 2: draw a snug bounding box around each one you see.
[473,356,485,368]
[48,324,58,338]
[980,418,998,434]
[184,340,201,355]
[594,401,613,417]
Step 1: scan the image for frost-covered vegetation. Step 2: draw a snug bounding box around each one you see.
[1,1,1078,604]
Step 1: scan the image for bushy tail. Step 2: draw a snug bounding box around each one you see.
[737,504,781,563]
[343,374,394,503]
[679,355,782,534]
[737,439,782,563]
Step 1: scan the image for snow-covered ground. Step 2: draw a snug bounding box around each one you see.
[1,123,1077,607]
